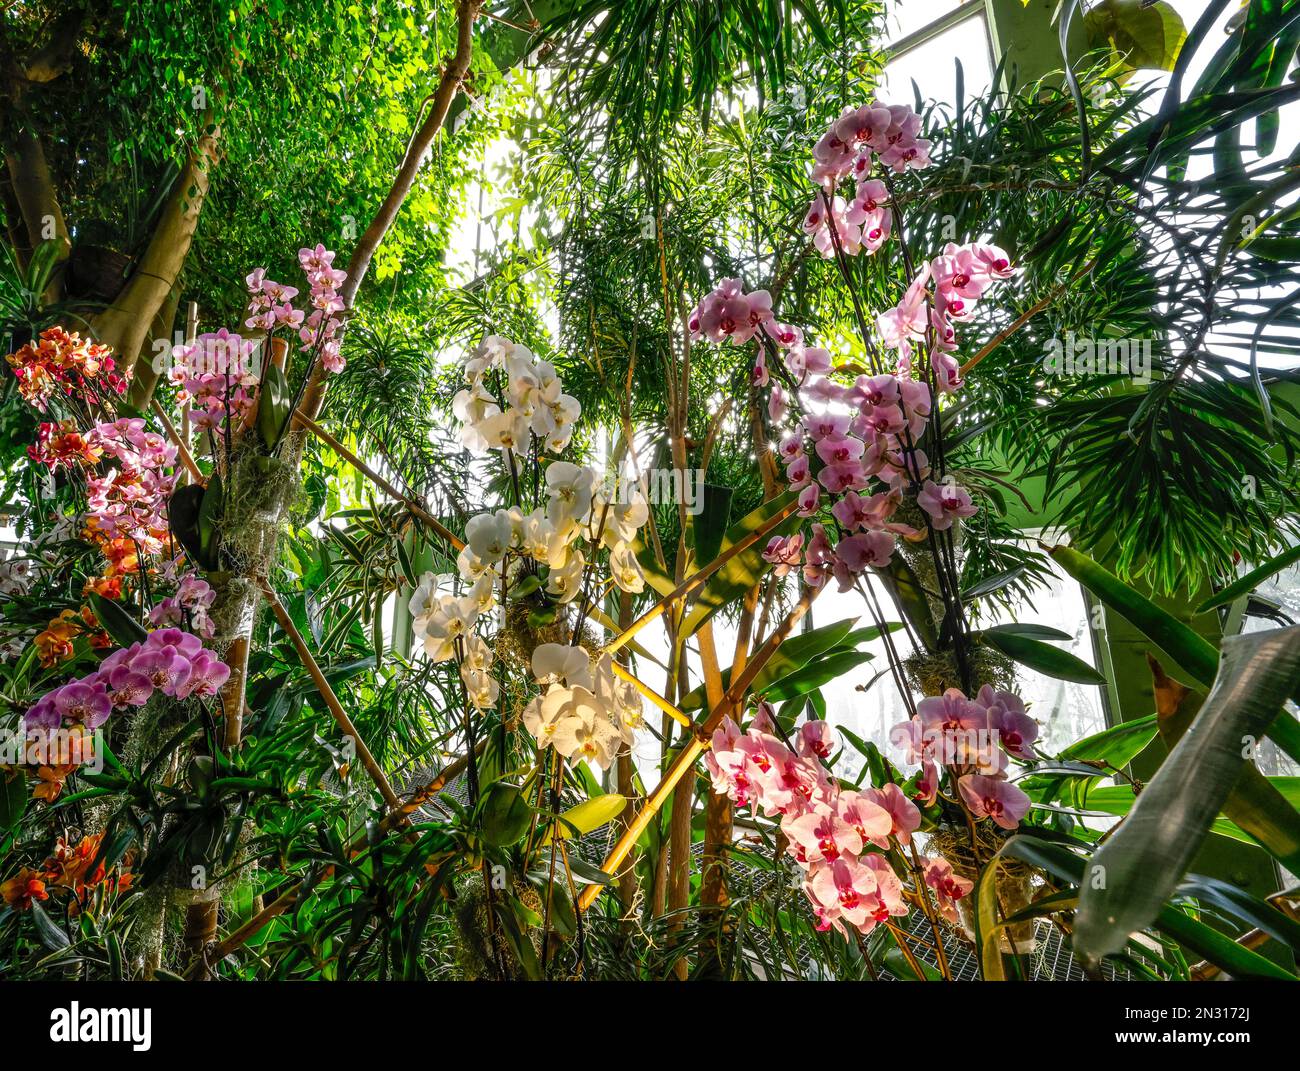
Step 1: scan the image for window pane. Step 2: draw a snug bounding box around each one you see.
[878,14,993,107]
[884,0,974,43]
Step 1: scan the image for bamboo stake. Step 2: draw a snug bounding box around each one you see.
[258,579,402,811]
[610,661,692,729]
[603,499,799,656]
[151,398,204,484]
[291,410,465,551]
[179,300,197,485]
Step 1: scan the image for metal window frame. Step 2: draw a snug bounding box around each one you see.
[883,0,992,64]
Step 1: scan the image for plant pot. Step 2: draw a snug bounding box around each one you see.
[929,823,1038,955]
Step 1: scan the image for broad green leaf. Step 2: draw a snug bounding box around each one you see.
[87,592,149,648]
[1176,872,1300,953]
[980,622,1072,643]
[1,769,27,833]
[1084,0,1187,73]
[692,483,733,567]
[751,617,859,692]
[978,628,1105,685]
[477,782,532,847]
[29,901,72,952]
[197,471,224,568]
[167,483,207,567]
[256,360,292,449]
[678,618,863,712]
[875,556,937,650]
[1073,626,1300,967]
[762,650,874,703]
[541,794,627,846]
[1060,714,1159,768]
[679,492,799,640]
[1000,836,1295,979]
[1049,544,1219,685]
[632,540,675,597]
[1050,544,1300,765]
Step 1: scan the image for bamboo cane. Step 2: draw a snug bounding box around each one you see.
[151,398,204,484]
[258,579,402,811]
[610,661,692,729]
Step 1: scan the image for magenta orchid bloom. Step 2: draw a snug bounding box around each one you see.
[762,533,805,578]
[917,688,986,736]
[831,531,896,590]
[977,684,1040,759]
[106,665,155,708]
[52,681,113,730]
[796,482,821,517]
[177,650,232,699]
[916,479,977,531]
[958,774,1031,830]
[131,647,194,697]
[913,759,940,806]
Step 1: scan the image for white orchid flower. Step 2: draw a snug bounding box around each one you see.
[475,408,529,454]
[608,491,650,544]
[534,361,562,404]
[532,643,593,690]
[529,402,558,438]
[422,594,479,662]
[457,545,489,582]
[546,551,586,603]
[452,383,499,426]
[544,426,574,453]
[462,633,494,672]
[515,507,554,561]
[545,461,595,528]
[467,571,497,614]
[522,684,581,749]
[461,666,499,710]
[547,688,620,768]
[466,510,514,564]
[407,571,450,631]
[609,541,646,594]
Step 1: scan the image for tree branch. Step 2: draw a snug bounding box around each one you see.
[298,0,482,422]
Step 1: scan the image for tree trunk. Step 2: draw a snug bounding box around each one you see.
[91,125,220,380]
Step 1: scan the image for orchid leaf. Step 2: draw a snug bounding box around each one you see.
[1073,626,1300,967]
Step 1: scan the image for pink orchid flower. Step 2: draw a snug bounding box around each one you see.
[783,805,864,865]
[977,684,1039,759]
[923,856,973,924]
[916,479,977,531]
[863,782,921,845]
[958,773,1031,830]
